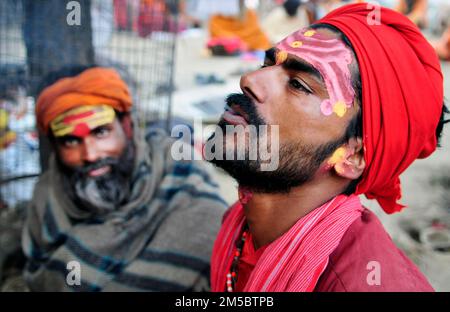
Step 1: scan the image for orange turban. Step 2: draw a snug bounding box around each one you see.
[35,67,132,135]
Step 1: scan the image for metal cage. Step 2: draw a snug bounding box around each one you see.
[0,0,178,210]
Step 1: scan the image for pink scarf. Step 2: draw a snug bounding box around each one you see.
[211,194,363,291]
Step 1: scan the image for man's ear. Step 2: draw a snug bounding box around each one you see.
[333,137,365,179]
[119,113,133,139]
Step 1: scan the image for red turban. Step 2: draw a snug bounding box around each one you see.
[318,4,444,214]
[35,67,132,135]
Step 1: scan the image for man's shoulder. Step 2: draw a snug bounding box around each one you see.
[149,189,227,262]
[29,171,51,207]
[315,208,434,292]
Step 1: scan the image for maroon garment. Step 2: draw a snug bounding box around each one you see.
[231,208,433,292]
[234,232,267,292]
[315,208,434,292]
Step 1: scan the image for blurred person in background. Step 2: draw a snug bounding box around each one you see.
[262,0,310,44]
[395,0,428,28]
[306,0,349,22]
[433,26,450,61]
[22,66,227,291]
[207,0,271,52]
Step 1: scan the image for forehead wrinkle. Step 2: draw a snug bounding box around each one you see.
[283,55,325,85]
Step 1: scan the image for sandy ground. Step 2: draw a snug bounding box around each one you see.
[172,30,450,291]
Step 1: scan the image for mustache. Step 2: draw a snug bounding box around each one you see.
[73,157,120,177]
[224,93,266,126]
[57,141,135,181]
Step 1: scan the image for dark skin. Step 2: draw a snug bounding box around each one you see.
[55,114,132,177]
[239,28,366,249]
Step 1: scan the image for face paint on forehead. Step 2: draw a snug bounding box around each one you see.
[51,105,115,138]
[276,28,355,118]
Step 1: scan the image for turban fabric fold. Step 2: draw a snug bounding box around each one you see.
[36,67,132,135]
[318,4,444,214]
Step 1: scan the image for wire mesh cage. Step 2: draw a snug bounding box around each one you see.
[1,0,39,212]
[0,0,178,212]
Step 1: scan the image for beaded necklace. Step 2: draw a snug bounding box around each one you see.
[226,224,249,292]
[226,187,253,292]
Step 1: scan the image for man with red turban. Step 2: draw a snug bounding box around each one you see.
[23,66,227,291]
[207,3,448,291]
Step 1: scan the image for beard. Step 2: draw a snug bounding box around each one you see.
[207,93,346,194]
[58,141,135,215]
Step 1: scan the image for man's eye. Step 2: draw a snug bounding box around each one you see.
[61,138,80,147]
[93,127,110,138]
[289,78,311,94]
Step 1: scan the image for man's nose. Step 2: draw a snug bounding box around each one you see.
[81,137,101,163]
[240,68,271,104]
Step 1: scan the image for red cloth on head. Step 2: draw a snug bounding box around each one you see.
[318,3,444,214]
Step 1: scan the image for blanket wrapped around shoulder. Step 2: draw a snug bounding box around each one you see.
[22,128,227,291]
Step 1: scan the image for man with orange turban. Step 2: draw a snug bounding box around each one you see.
[22,66,227,291]
[207,3,448,291]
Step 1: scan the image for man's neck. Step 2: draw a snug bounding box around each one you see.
[243,177,346,249]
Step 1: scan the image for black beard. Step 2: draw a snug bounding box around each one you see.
[207,93,346,194]
[58,141,135,215]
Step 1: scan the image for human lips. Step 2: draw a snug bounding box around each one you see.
[221,104,250,126]
[88,165,111,177]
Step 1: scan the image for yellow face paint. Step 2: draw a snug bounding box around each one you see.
[335,165,345,175]
[276,28,355,117]
[290,41,303,48]
[328,147,346,166]
[50,105,115,138]
[276,50,288,65]
[303,30,316,37]
[333,101,347,117]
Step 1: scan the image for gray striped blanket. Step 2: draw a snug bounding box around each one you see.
[22,128,227,291]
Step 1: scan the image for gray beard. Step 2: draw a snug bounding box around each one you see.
[59,142,135,216]
[73,173,130,215]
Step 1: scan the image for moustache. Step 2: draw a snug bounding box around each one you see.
[74,157,120,177]
[223,93,266,127]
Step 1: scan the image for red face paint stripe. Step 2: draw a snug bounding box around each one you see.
[62,110,95,124]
